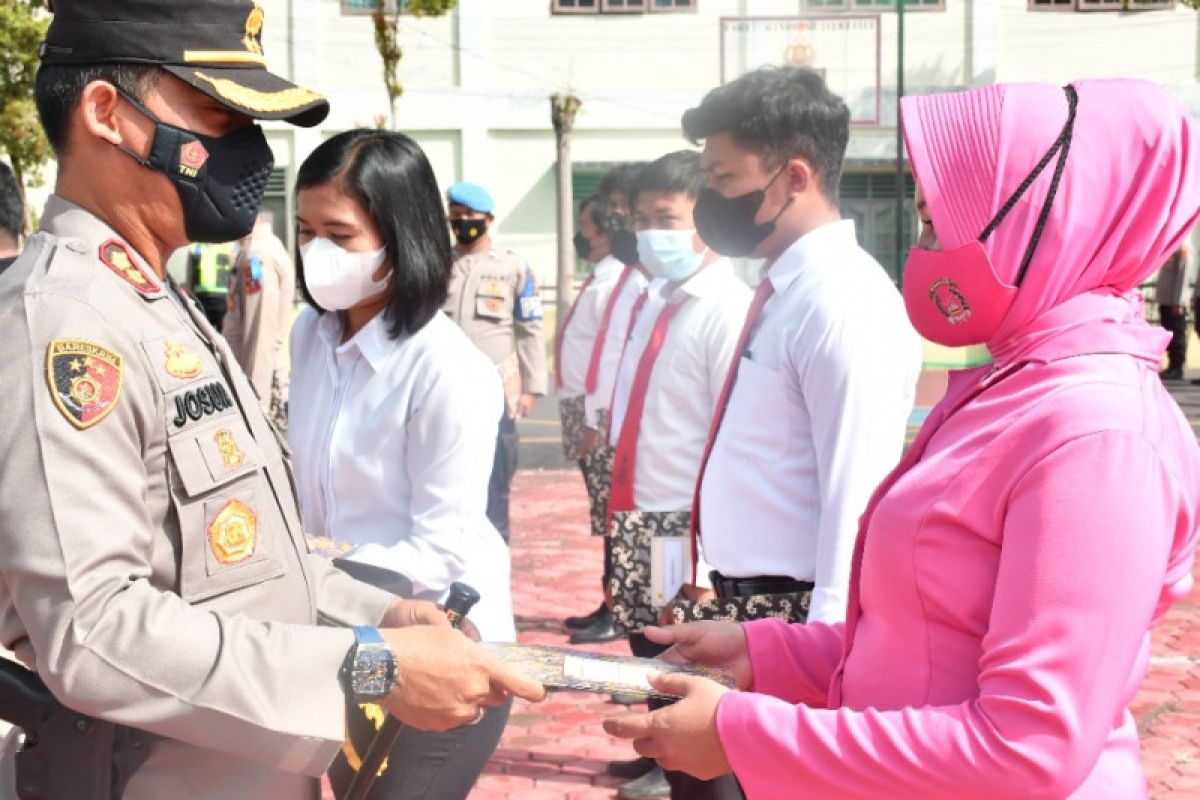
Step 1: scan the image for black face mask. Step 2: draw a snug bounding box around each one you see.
[451,218,488,246]
[693,168,792,258]
[573,231,592,261]
[115,89,274,244]
[610,228,640,267]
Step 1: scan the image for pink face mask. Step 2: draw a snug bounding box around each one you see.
[903,86,1078,348]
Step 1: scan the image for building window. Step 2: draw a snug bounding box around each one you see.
[340,0,406,14]
[1029,0,1174,9]
[801,0,945,10]
[552,0,694,13]
[839,170,916,283]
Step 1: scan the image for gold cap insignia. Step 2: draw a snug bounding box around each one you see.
[207,499,258,564]
[214,429,246,469]
[46,340,125,430]
[164,341,204,380]
[243,4,265,56]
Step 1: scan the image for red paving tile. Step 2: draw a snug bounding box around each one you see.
[470,465,1200,799]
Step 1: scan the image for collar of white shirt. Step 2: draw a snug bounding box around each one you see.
[590,254,624,282]
[764,219,858,295]
[666,257,735,302]
[315,309,397,373]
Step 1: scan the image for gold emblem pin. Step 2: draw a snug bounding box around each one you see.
[207,499,257,565]
[164,340,204,380]
[214,429,246,469]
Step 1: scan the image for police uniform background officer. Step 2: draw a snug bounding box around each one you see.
[443,182,548,542]
[0,2,542,798]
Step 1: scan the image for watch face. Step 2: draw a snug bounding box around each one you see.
[354,647,395,701]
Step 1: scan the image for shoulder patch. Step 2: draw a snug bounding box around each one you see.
[46,339,124,430]
[99,240,160,296]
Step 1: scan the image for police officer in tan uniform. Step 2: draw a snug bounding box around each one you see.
[443,182,548,542]
[223,211,294,430]
[0,3,543,798]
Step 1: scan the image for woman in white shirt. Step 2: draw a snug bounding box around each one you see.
[288,129,515,800]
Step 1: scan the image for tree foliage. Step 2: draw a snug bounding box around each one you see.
[0,0,51,220]
[372,0,457,129]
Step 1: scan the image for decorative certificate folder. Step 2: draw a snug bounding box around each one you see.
[484,643,735,699]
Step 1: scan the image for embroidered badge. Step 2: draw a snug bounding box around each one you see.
[99,240,158,296]
[164,340,204,380]
[243,4,266,56]
[244,256,263,295]
[214,429,246,469]
[207,499,257,564]
[46,340,124,430]
[178,141,209,178]
[928,279,972,325]
[485,298,503,313]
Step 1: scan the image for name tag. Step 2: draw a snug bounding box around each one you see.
[172,382,236,428]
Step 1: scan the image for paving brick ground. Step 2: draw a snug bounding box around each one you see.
[468,370,1200,800]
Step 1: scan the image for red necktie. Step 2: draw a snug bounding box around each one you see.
[688,278,776,577]
[606,300,687,521]
[554,273,595,390]
[606,288,651,416]
[584,266,635,394]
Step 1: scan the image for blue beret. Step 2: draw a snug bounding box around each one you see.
[447,182,494,214]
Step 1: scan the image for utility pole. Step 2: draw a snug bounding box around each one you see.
[895,0,906,282]
[550,93,582,345]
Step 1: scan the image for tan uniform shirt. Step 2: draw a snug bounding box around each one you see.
[444,245,547,411]
[223,225,295,413]
[0,197,393,799]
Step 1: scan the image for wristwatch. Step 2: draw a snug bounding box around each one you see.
[340,626,397,704]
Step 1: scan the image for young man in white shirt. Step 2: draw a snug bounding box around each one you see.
[603,150,751,800]
[682,66,921,629]
[557,195,624,638]
[566,167,653,645]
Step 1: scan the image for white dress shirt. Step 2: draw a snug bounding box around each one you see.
[289,307,516,641]
[559,255,623,399]
[699,220,921,624]
[585,267,649,429]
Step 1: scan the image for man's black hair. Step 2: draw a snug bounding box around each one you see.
[0,162,23,243]
[631,150,705,206]
[295,128,451,339]
[578,193,608,232]
[34,64,162,156]
[682,66,850,202]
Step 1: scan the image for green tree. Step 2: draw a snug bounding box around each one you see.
[0,0,51,231]
[372,0,457,129]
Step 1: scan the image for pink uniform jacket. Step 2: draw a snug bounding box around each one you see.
[715,79,1200,799]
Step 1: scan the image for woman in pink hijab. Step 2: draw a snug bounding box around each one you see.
[605,79,1200,798]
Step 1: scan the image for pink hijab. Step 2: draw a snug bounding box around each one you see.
[901,79,1200,356]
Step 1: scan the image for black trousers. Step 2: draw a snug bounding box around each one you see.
[194,291,227,332]
[1161,304,1188,371]
[487,414,519,542]
[626,637,746,800]
[329,697,512,800]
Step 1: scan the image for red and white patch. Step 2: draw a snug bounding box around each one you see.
[180,140,210,172]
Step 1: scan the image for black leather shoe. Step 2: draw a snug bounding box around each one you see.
[568,611,623,644]
[617,765,670,800]
[608,756,656,779]
[564,602,607,630]
[1160,367,1184,381]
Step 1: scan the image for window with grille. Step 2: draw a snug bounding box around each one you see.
[1029,0,1174,9]
[552,0,694,13]
[839,171,916,282]
[800,0,945,10]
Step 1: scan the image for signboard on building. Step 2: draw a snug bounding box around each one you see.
[720,15,882,126]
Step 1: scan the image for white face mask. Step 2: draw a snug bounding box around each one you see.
[300,237,389,311]
[636,229,706,283]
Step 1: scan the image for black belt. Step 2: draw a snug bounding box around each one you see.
[709,571,814,599]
